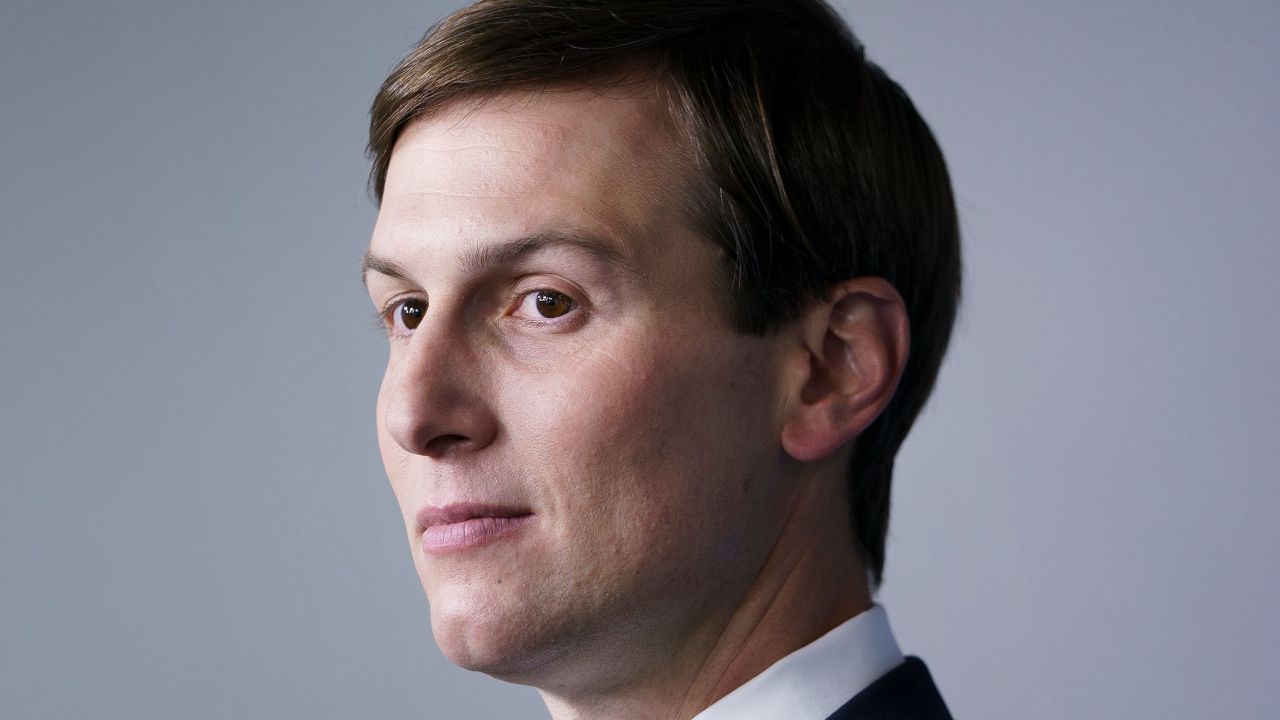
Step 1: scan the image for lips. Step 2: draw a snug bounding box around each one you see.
[417,503,534,555]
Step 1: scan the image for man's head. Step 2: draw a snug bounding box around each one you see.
[363,0,959,704]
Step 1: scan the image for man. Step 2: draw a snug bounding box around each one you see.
[362,1,959,717]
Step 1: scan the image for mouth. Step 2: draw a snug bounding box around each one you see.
[416,503,535,556]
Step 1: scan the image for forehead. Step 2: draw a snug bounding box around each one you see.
[375,84,703,263]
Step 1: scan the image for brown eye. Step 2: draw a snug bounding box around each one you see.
[396,298,426,331]
[534,290,573,318]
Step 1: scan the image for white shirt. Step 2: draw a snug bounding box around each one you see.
[691,605,905,720]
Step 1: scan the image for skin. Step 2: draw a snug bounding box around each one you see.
[365,83,910,720]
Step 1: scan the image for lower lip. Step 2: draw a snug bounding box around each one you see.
[421,514,535,556]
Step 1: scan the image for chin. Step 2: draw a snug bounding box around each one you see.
[428,597,572,683]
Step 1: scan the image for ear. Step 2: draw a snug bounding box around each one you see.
[779,278,911,462]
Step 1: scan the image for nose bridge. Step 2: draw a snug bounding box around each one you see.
[400,311,473,391]
[381,313,496,458]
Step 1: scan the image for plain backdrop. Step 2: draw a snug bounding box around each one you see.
[3,1,1277,718]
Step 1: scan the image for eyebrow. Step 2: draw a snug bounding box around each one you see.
[360,253,414,287]
[361,230,636,287]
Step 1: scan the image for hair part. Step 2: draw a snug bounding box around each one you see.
[368,0,961,586]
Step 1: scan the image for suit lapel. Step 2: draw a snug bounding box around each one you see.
[823,657,952,720]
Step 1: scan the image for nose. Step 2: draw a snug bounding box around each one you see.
[379,321,499,459]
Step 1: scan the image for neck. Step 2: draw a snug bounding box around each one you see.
[538,468,871,720]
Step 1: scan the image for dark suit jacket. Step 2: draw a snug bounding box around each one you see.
[824,657,952,720]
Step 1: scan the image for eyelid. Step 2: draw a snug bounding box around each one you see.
[373,277,590,339]
[378,294,411,320]
[508,282,589,324]
[375,292,427,337]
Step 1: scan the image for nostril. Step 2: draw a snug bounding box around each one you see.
[422,433,471,457]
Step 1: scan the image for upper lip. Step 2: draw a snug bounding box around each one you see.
[415,502,533,531]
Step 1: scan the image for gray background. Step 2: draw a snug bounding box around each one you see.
[3,1,1277,718]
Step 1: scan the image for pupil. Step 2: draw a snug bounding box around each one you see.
[536,291,570,318]
[400,300,425,329]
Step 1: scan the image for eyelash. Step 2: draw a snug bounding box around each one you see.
[506,287,584,327]
[372,295,421,338]
[373,301,395,331]
[372,287,586,337]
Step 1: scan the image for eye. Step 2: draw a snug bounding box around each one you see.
[382,297,426,336]
[515,289,577,320]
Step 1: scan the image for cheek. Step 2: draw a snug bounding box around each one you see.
[513,332,778,547]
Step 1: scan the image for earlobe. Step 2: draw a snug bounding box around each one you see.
[780,278,910,463]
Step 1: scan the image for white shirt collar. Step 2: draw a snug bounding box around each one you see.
[692,605,905,720]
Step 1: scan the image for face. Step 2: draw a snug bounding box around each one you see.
[366,86,796,688]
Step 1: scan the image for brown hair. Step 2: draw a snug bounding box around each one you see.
[368,0,961,585]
